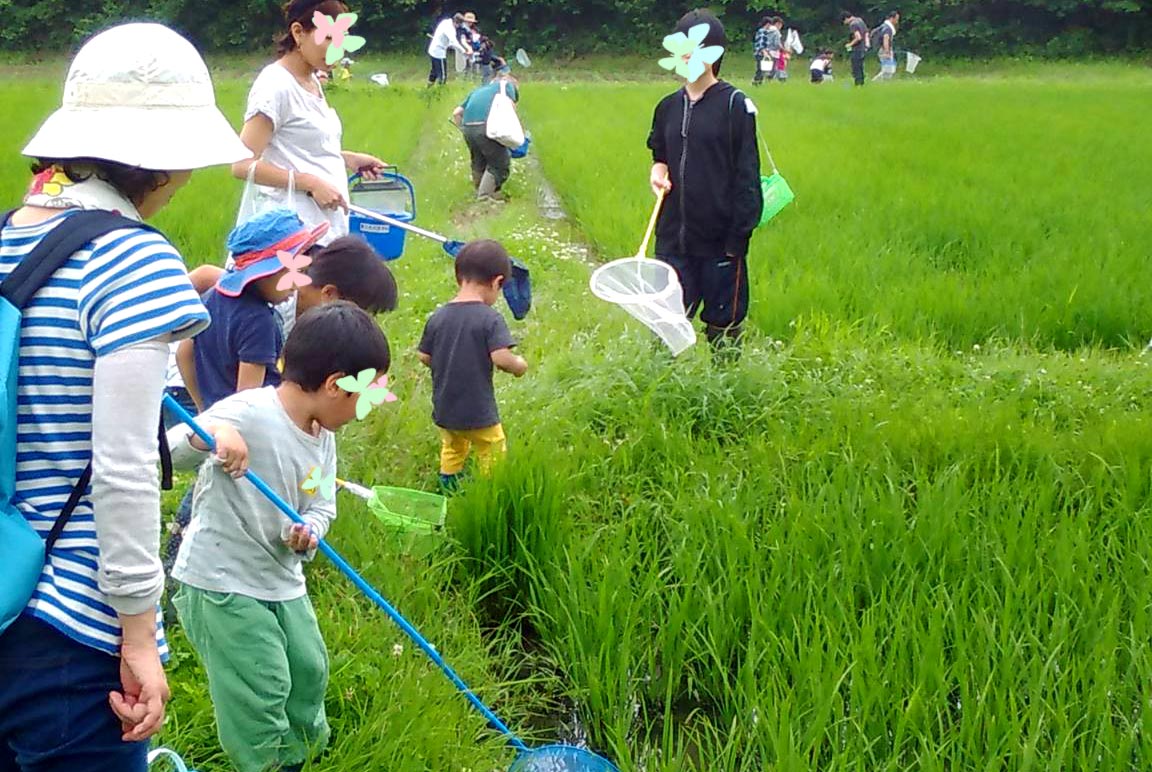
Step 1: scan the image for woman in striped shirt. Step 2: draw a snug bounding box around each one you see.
[0,23,250,771]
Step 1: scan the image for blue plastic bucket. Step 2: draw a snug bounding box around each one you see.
[348,171,416,261]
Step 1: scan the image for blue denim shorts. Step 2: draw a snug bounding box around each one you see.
[0,615,148,772]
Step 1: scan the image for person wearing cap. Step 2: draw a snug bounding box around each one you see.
[0,22,250,770]
[463,13,482,77]
[451,73,521,201]
[232,0,388,245]
[428,11,471,86]
[647,9,763,359]
[176,208,328,415]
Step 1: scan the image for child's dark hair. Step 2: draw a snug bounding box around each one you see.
[454,240,511,285]
[840,10,855,21]
[674,9,726,76]
[282,301,391,391]
[308,236,399,314]
[278,0,350,56]
[770,16,783,26]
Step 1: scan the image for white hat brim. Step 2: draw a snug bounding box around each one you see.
[23,104,253,170]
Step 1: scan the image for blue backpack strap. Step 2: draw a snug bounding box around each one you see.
[1,210,157,554]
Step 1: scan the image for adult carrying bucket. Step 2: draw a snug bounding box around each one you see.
[162,397,620,772]
[0,210,155,634]
[589,190,697,356]
[346,204,532,321]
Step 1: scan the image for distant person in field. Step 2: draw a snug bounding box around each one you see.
[418,240,528,492]
[841,10,870,86]
[810,49,835,83]
[778,25,804,81]
[428,11,469,86]
[648,8,763,358]
[752,15,782,85]
[452,73,521,201]
[872,10,900,81]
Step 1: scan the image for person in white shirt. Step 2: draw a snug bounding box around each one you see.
[810,50,835,83]
[428,12,470,86]
[231,0,388,244]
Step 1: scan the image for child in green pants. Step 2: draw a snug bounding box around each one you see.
[167,302,392,772]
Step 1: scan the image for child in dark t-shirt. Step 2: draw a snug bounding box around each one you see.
[418,240,527,491]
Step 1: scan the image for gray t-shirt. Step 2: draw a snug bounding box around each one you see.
[170,386,337,602]
[849,18,869,49]
[418,301,516,431]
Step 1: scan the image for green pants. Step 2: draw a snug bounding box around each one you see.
[173,586,330,772]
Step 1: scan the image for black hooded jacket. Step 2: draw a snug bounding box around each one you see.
[647,81,763,260]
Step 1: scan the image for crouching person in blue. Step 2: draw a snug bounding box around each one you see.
[647,8,763,360]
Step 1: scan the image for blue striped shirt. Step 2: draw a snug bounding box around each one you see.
[2,210,209,658]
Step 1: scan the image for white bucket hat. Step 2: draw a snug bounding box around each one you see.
[23,22,252,170]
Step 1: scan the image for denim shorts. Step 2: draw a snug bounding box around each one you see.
[0,615,148,771]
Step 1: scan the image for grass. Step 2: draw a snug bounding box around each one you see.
[4,60,1152,771]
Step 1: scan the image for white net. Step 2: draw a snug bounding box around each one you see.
[589,257,697,356]
[906,52,922,73]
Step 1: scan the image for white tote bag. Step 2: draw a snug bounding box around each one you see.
[235,162,296,227]
[486,81,525,149]
[228,165,297,270]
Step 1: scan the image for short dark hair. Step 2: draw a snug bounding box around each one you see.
[887,9,900,18]
[278,0,350,55]
[840,10,854,21]
[308,236,398,314]
[770,16,783,25]
[759,15,772,26]
[30,159,170,205]
[282,300,391,391]
[674,9,727,76]
[454,239,511,284]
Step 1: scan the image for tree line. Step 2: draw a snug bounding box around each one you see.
[3,0,1148,58]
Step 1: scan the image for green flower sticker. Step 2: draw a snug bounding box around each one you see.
[302,465,337,499]
[658,23,724,83]
[336,368,398,421]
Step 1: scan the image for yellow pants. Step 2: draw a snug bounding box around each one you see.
[439,424,506,475]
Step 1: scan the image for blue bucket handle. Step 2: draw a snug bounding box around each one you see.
[348,169,417,221]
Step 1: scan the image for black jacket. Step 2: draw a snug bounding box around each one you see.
[647,81,763,260]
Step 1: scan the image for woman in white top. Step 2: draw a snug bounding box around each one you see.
[232,0,387,244]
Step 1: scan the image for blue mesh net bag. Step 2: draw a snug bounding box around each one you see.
[508,744,620,772]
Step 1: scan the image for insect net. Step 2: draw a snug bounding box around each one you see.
[508,745,620,772]
[589,257,696,355]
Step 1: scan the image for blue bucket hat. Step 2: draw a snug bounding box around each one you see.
[216,208,329,297]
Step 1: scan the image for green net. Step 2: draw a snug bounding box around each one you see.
[759,172,795,226]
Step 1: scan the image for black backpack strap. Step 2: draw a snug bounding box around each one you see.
[2,209,158,554]
[158,415,173,491]
[44,464,91,555]
[0,210,152,310]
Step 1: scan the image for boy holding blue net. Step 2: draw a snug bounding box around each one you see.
[168,301,391,772]
[419,240,527,491]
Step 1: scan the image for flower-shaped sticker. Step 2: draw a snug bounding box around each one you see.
[658,23,724,83]
[276,250,313,291]
[302,465,337,499]
[336,368,399,421]
[314,11,366,66]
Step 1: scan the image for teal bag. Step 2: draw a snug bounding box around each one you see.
[759,170,796,226]
[0,209,149,635]
[729,90,795,228]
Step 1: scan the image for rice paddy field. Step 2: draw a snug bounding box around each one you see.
[4,58,1152,771]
